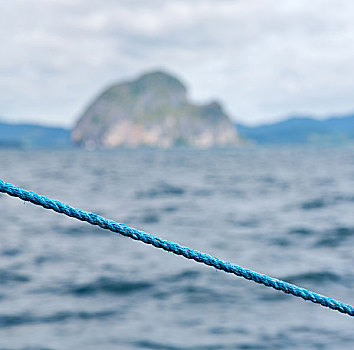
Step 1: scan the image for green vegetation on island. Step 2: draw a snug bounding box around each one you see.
[72,71,240,148]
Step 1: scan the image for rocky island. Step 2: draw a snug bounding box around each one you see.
[72,71,239,148]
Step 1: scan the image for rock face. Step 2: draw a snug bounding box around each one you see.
[72,71,239,148]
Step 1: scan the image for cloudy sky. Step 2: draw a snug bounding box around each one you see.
[1,0,354,126]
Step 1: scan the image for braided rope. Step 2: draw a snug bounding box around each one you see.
[1,178,353,317]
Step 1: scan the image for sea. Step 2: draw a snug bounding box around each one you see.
[1,147,354,349]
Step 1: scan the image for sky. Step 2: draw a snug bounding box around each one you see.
[1,0,354,127]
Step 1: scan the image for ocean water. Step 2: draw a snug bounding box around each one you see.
[1,147,354,349]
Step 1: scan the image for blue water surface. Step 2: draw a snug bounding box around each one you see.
[1,147,354,349]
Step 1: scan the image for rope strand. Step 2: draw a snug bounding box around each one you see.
[1,178,353,317]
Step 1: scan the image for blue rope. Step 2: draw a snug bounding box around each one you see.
[0,179,353,317]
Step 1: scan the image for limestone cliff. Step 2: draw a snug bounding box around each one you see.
[72,71,239,148]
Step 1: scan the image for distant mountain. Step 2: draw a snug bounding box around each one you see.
[0,121,71,149]
[72,71,239,148]
[237,115,354,144]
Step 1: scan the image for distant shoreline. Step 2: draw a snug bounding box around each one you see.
[1,113,354,149]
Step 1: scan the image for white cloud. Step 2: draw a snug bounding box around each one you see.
[1,0,354,126]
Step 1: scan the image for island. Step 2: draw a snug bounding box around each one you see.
[71,71,240,148]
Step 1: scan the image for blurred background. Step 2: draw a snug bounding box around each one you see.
[1,1,354,349]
